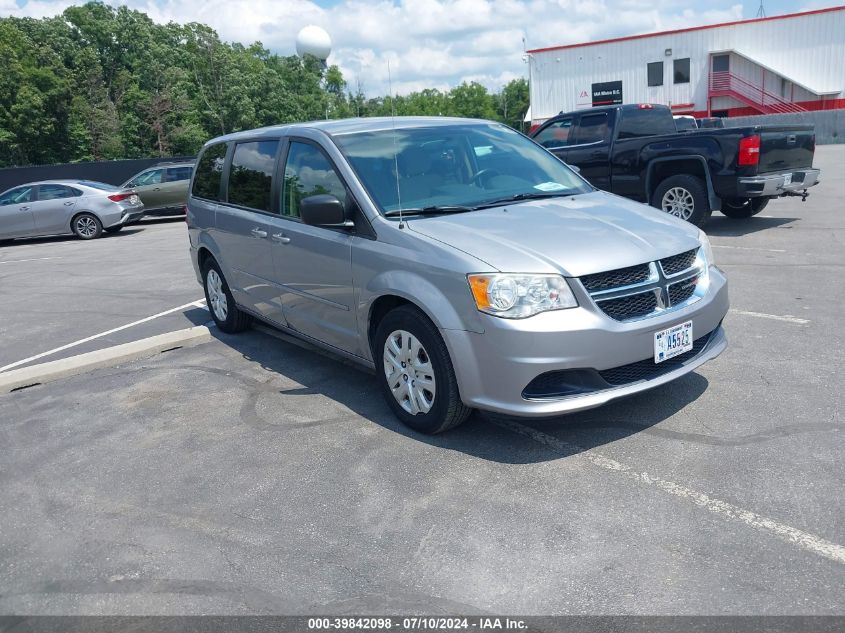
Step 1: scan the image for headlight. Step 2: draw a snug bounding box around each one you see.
[467,273,578,318]
[697,229,715,267]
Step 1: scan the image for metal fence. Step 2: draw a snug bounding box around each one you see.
[0,156,195,193]
[727,109,844,144]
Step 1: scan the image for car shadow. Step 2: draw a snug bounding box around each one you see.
[210,324,709,465]
[0,228,146,247]
[706,214,798,237]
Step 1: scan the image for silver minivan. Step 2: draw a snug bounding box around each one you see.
[187,117,728,434]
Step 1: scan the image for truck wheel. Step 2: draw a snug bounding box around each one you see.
[651,175,711,227]
[375,305,472,434]
[721,197,770,219]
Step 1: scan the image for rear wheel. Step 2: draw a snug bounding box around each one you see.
[374,305,471,434]
[721,197,770,219]
[651,175,711,227]
[72,213,103,240]
[202,258,251,333]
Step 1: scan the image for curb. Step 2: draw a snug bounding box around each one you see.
[0,325,213,393]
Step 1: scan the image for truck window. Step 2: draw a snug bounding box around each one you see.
[533,118,573,149]
[617,108,677,139]
[573,113,609,145]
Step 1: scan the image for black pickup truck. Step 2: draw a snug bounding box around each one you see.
[530,104,820,226]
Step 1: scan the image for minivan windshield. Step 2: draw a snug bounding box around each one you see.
[332,122,593,216]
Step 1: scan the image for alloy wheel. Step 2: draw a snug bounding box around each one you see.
[661,187,695,220]
[206,269,228,322]
[383,329,436,415]
[76,216,98,238]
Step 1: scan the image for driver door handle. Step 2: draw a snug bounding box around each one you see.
[64,201,75,206]
[250,228,268,239]
[20,206,30,211]
[271,233,291,244]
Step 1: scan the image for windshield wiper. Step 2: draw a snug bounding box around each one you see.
[383,205,476,217]
[474,191,573,209]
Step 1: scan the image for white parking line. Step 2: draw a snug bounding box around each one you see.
[491,418,845,565]
[712,244,786,253]
[0,257,62,265]
[730,309,810,324]
[0,299,207,373]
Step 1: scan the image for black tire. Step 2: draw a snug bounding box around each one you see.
[71,213,103,240]
[104,225,123,234]
[650,175,711,227]
[202,258,251,333]
[721,197,770,219]
[374,305,472,434]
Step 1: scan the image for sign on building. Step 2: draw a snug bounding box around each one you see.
[591,81,623,106]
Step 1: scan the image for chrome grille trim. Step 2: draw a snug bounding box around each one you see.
[580,250,704,322]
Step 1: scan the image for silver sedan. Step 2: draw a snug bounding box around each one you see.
[0,180,145,241]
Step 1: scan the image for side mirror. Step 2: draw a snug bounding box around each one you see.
[300,194,354,228]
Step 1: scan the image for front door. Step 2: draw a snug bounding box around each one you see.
[273,140,358,355]
[565,111,612,190]
[0,185,37,238]
[33,184,79,234]
[127,168,168,211]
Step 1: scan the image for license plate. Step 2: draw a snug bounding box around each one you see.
[783,173,792,187]
[654,321,693,363]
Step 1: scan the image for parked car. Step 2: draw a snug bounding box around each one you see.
[530,103,819,225]
[187,117,728,434]
[121,162,194,217]
[673,115,698,131]
[0,180,144,241]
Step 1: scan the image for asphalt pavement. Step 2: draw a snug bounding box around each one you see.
[0,146,843,615]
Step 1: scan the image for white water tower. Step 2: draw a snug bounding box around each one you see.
[296,25,332,63]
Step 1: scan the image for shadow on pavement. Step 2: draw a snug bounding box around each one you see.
[706,214,798,237]
[210,324,709,465]
[0,227,145,248]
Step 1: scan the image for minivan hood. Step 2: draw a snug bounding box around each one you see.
[406,191,701,277]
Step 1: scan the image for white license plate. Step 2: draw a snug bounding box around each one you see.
[783,173,793,186]
[654,321,693,363]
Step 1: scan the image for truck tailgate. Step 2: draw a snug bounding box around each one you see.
[757,126,814,174]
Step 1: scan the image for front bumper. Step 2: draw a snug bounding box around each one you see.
[738,168,820,197]
[442,266,729,418]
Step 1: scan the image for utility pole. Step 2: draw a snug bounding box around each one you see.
[756,1,766,18]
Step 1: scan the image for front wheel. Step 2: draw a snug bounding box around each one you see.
[651,175,711,227]
[202,259,251,333]
[375,305,471,434]
[72,213,103,240]
[721,197,770,219]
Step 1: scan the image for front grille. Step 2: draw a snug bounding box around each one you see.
[596,291,658,321]
[581,264,651,293]
[660,249,697,276]
[599,332,712,386]
[668,276,698,306]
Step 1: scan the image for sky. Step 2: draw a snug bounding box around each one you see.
[1,0,839,96]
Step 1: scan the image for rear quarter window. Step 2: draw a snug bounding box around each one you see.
[617,109,677,139]
[192,143,228,201]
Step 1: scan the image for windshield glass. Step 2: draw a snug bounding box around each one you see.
[332,122,592,214]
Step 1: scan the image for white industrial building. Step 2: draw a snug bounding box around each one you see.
[525,5,845,127]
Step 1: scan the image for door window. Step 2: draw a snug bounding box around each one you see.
[166,166,194,182]
[192,143,228,201]
[533,118,573,149]
[712,55,729,73]
[226,140,279,213]
[282,142,347,219]
[573,113,609,145]
[132,169,164,187]
[38,184,76,200]
[0,186,34,205]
